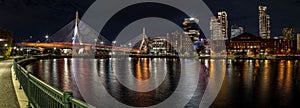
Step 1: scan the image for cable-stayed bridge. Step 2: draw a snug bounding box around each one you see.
[17,11,141,55]
[16,11,199,57]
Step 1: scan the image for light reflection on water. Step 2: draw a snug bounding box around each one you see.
[211,60,300,107]
[25,58,300,107]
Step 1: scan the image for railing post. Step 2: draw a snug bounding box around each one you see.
[63,92,73,108]
[27,72,32,108]
[13,60,18,80]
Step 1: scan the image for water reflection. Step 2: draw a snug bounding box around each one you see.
[25,59,300,107]
[134,58,150,80]
[99,58,181,107]
[211,60,300,107]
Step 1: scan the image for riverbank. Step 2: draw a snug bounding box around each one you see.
[230,56,300,60]
[208,55,300,60]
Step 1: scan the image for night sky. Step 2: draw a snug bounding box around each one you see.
[0,0,300,42]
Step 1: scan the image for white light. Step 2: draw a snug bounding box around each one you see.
[112,40,117,44]
[4,44,7,47]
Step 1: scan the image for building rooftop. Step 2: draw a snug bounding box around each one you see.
[231,32,262,41]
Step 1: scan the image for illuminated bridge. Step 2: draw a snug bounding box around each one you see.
[15,11,142,55]
[15,11,202,58]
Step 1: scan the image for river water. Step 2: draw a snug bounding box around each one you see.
[25,58,300,107]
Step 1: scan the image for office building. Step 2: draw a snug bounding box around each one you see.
[231,25,244,38]
[210,11,228,55]
[218,11,228,39]
[259,6,271,39]
[166,31,194,56]
[183,18,200,42]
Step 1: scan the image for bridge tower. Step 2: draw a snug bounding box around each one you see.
[139,28,148,53]
[72,11,82,45]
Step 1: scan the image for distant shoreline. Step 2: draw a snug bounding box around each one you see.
[13,55,300,61]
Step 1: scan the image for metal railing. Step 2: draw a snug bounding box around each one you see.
[14,58,92,108]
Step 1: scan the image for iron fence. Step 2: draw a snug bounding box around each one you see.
[14,58,92,108]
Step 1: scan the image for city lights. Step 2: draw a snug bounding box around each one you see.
[1,1,300,108]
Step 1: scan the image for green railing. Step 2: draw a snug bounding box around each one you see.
[14,59,92,108]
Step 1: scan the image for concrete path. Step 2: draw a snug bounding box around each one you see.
[0,59,19,108]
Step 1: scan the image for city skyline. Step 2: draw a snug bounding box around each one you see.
[0,0,299,42]
[2,1,300,108]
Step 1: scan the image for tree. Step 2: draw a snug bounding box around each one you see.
[0,29,14,58]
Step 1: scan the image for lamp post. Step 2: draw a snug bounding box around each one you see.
[12,46,16,56]
[45,35,49,42]
[128,43,132,48]
[94,39,97,53]
[29,36,32,42]
[112,40,117,46]
[1,43,8,57]
[53,47,57,55]
[94,39,98,44]
[94,39,97,48]
[16,48,19,55]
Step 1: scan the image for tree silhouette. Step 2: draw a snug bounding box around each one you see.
[0,29,13,58]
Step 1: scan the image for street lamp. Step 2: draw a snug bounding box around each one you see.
[93,39,98,52]
[29,36,32,41]
[128,43,132,47]
[45,35,49,42]
[94,39,97,44]
[94,39,98,46]
[112,40,117,46]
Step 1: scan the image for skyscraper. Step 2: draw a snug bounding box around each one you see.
[210,11,228,40]
[218,11,228,39]
[210,16,222,40]
[282,28,295,53]
[210,11,228,56]
[166,31,194,56]
[259,6,271,39]
[282,28,294,40]
[183,18,203,55]
[183,18,200,42]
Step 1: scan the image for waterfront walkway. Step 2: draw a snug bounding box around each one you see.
[0,59,19,108]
